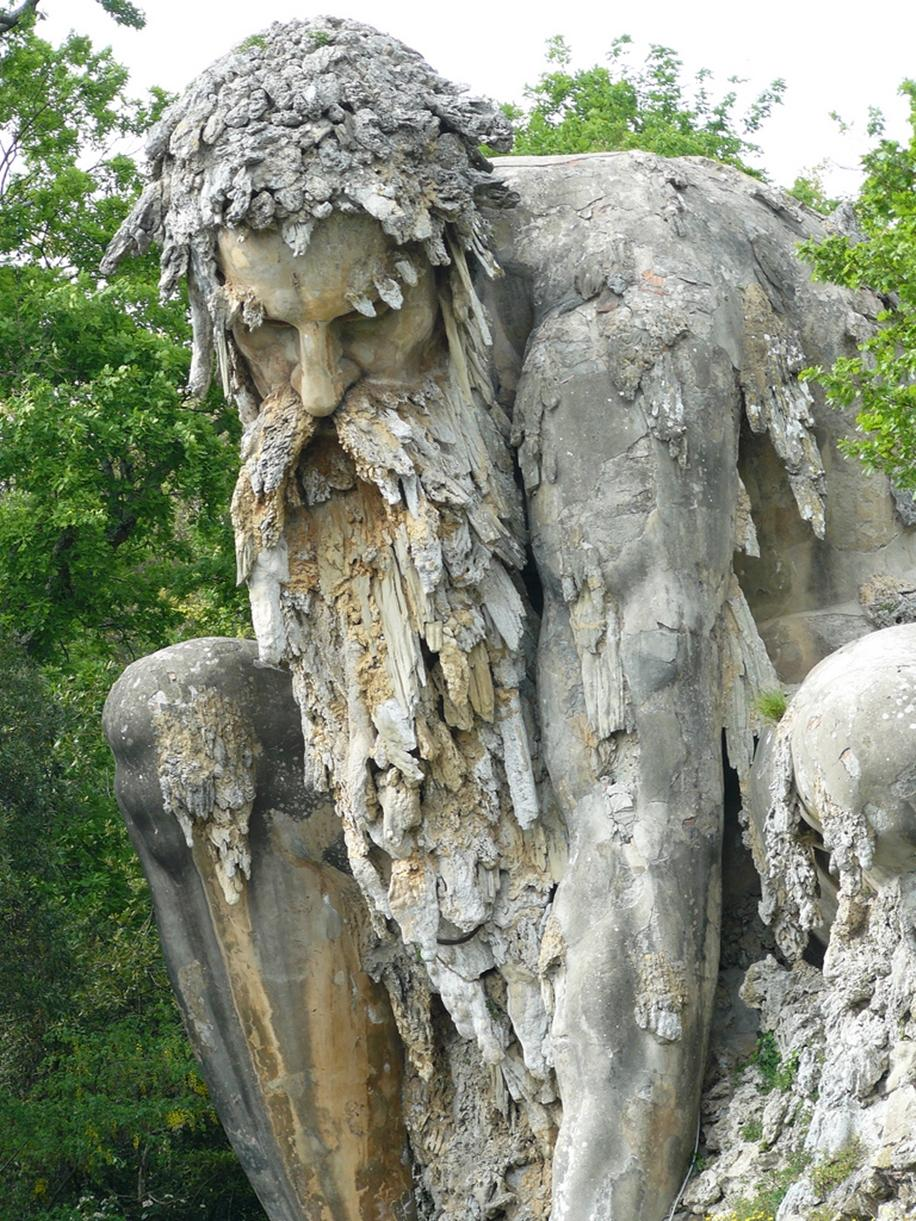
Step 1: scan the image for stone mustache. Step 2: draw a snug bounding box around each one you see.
[101,17,916,1221]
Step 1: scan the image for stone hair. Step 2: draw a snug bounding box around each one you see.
[101,15,515,398]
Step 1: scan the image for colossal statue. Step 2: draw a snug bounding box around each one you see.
[102,17,916,1220]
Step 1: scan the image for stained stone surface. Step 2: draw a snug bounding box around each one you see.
[104,638,414,1220]
[484,152,916,1218]
[101,18,916,1221]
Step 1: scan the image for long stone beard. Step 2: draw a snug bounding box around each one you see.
[232,368,560,1214]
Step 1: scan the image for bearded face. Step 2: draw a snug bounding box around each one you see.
[217,213,443,417]
[216,213,560,1211]
[217,213,447,667]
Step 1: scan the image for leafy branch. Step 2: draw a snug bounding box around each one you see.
[0,0,145,37]
[800,80,916,490]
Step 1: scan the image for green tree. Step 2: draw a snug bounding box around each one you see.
[508,34,785,175]
[0,637,262,1218]
[0,15,246,662]
[0,13,259,1217]
[800,82,916,489]
[787,165,840,215]
[0,0,145,37]
[0,266,245,659]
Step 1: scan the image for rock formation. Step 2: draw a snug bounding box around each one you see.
[681,625,916,1220]
[102,17,916,1220]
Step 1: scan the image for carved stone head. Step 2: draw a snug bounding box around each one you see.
[102,15,514,412]
[216,213,442,418]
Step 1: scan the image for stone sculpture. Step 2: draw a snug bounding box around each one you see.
[102,17,916,1220]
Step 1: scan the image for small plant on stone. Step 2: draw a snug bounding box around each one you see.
[708,1206,776,1216]
[752,1031,779,1086]
[776,1050,799,1092]
[810,1138,863,1195]
[755,689,788,723]
[706,1199,778,1220]
[751,1031,798,1093]
[740,1118,763,1142]
[709,1151,811,1221]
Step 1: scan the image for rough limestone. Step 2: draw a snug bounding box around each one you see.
[678,625,916,1221]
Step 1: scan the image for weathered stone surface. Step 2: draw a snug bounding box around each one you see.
[102,19,916,1221]
[100,15,513,400]
[483,152,916,1218]
[104,639,414,1220]
[688,626,916,1219]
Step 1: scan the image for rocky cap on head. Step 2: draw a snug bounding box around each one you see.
[102,16,513,395]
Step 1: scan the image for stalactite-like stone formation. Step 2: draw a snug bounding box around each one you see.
[235,302,561,1214]
[100,19,555,1208]
[100,23,916,1212]
[152,686,258,904]
[692,626,916,1218]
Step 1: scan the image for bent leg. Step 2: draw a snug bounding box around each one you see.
[104,637,414,1221]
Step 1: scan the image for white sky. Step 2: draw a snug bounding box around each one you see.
[39,0,915,196]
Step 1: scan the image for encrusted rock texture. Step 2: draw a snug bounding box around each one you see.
[679,626,916,1221]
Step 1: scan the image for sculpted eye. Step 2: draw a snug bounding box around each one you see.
[236,317,299,359]
[234,313,296,340]
[258,317,298,337]
[232,317,299,400]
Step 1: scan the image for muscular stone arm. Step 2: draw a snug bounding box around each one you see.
[484,152,843,1218]
[528,315,735,1218]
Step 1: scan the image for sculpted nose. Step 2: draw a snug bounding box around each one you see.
[291,321,344,417]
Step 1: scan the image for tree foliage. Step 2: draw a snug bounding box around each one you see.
[508,35,785,175]
[800,82,916,490]
[0,0,145,38]
[0,13,258,1217]
[787,165,840,215]
[0,640,262,1218]
[0,266,244,659]
[0,16,246,662]
[0,21,158,266]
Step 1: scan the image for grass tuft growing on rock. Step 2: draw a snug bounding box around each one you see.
[705,1151,810,1220]
[755,689,788,723]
